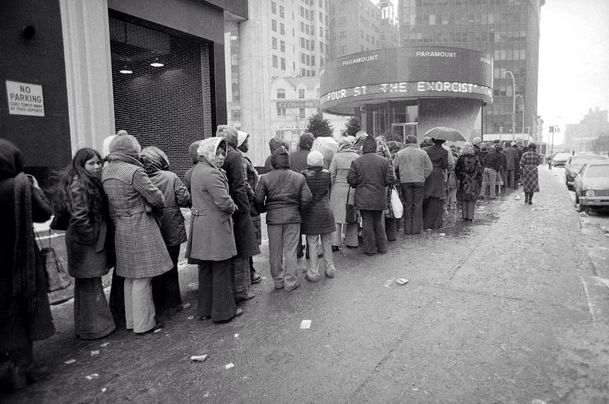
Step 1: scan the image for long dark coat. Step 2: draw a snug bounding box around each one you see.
[423,144,449,198]
[65,178,111,278]
[222,146,260,257]
[301,167,335,235]
[1,176,55,351]
[455,154,483,201]
[102,155,172,279]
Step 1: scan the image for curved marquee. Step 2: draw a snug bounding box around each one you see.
[319,46,493,115]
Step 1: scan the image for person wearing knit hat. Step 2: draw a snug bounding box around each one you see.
[102,129,129,158]
[300,151,336,281]
[262,137,290,174]
[217,125,260,303]
[254,146,313,291]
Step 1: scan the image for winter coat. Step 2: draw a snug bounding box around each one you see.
[422,144,448,199]
[183,163,196,192]
[222,147,260,257]
[347,136,396,211]
[102,154,172,279]
[329,147,359,224]
[65,178,111,278]
[301,167,335,235]
[502,146,520,171]
[483,150,503,171]
[394,144,433,183]
[289,150,310,173]
[186,153,238,262]
[148,170,191,246]
[520,151,542,193]
[455,154,483,201]
[254,152,313,225]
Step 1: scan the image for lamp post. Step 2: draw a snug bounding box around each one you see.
[504,70,516,141]
[515,93,524,138]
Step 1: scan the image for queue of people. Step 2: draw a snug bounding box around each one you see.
[0,128,542,391]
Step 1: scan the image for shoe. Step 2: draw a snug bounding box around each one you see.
[8,362,50,390]
[199,315,211,321]
[325,267,335,278]
[284,282,301,292]
[346,245,358,249]
[251,272,262,284]
[364,251,376,256]
[135,321,164,336]
[305,273,321,282]
[331,246,340,252]
[378,250,388,254]
[528,201,532,205]
[213,308,243,324]
[235,291,255,302]
[274,281,284,290]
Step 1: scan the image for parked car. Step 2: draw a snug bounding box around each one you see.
[565,154,609,190]
[573,162,609,212]
[552,152,571,167]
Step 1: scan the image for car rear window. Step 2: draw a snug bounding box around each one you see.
[585,165,609,177]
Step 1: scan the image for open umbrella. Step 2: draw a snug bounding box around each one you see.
[424,127,466,142]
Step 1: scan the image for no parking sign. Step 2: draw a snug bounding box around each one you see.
[6,80,45,117]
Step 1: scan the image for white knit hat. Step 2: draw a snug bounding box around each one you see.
[307,150,324,167]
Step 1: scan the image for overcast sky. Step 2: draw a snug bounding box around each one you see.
[538,0,609,140]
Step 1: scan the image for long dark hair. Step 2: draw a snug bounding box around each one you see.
[54,148,104,214]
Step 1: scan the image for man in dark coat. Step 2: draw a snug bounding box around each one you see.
[262,137,289,174]
[502,141,520,190]
[347,136,396,255]
[218,125,260,302]
[480,144,503,199]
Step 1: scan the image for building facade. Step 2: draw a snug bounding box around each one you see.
[2,0,246,180]
[564,107,609,152]
[398,0,543,138]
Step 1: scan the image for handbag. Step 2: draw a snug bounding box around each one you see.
[37,230,71,292]
[49,209,70,231]
[390,187,403,219]
[345,187,357,224]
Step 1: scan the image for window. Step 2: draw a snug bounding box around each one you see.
[301,53,306,63]
[272,19,277,32]
[277,89,286,99]
[272,1,276,14]
[281,57,286,70]
[272,55,278,68]
[299,108,306,118]
[311,55,315,65]
[280,40,285,52]
[299,88,305,98]
[280,23,285,35]
[272,37,277,50]
[280,5,284,18]
[277,105,286,116]
[301,68,306,76]
[306,54,310,65]
[310,41,315,51]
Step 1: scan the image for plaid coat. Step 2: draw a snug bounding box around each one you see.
[102,157,172,278]
[520,151,542,192]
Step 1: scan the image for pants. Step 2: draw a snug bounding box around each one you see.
[267,223,300,289]
[332,223,358,247]
[306,233,335,279]
[124,277,155,333]
[507,169,516,189]
[360,210,388,255]
[423,197,443,229]
[232,256,251,295]
[74,277,115,339]
[6,341,33,367]
[462,200,476,220]
[401,182,425,234]
[385,217,397,241]
[198,259,236,322]
[152,245,182,316]
[109,269,125,328]
[480,168,497,199]
[524,192,534,203]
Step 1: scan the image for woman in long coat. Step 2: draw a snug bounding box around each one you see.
[455,143,483,221]
[56,148,115,339]
[218,125,260,303]
[520,143,542,204]
[186,138,242,322]
[102,135,172,335]
[329,137,359,250]
[0,139,55,389]
[141,146,191,319]
[423,139,449,229]
[301,151,336,281]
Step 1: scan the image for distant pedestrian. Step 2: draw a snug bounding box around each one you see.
[254,146,312,291]
[329,136,359,250]
[422,138,449,229]
[520,143,543,204]
[55,148,115,340]
[102,135,171,335]
[301,151,336,281]
[480,144,502,199]
[502,142,520,189]
[218,125,260,303]
[1,139,54,390]
[394,135,432,234]
[141,146,191,319]
[455,143,483,221]
[347,135,396,255]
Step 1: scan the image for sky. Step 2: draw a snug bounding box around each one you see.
[538,0,609,142]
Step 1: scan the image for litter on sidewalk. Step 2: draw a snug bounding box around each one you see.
[90,350,100,356]
[100,342,109,347]
[225,363,234,369]
[384,279,394,288]
[187,315,194,320]
[190,354,208,362]
[64,359,76,364]
[300,320,312,329]
[396,278,409,285]
[182,302,191,309]
[85,373,99,380]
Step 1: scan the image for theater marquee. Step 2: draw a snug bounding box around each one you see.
[320,46,493,115]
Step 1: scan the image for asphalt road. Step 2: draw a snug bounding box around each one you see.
[3,167,609,403]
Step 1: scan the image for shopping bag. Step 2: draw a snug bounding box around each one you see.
[345,187,357,224]
[390,187,403,219]
[37,230,71,292]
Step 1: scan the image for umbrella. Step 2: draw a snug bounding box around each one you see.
[424,127,466,142]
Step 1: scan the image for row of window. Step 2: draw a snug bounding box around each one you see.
[276,88,307,99]
[300,52,316,66]
[403,10,528,26]
[403,30,529,50]
[404,0,523,7]
[277,106,308,118]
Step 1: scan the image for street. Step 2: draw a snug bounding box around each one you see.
[2,166,609,403]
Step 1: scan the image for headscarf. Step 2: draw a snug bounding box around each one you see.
[141,146,170,174]
[107,134,143,167]
[197,137,226,168]
[462,142,475,156]
[0,139,25,180]
[353,131,369,154]
[338,136,356,153]
[237,131,249,148]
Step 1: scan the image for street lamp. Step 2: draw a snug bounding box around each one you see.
[515,93,524,137]
[504,70,516,141]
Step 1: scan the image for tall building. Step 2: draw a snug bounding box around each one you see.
[398,0,544,138]
[226,1,332,165]
[330,0,399,58]
[564,107,609,151]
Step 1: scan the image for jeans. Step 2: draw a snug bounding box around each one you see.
[400,182,425,234]
[360,210,388,254]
